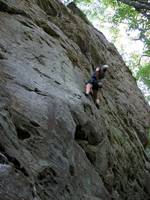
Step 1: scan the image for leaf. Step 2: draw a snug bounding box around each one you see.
[136,63,150,88]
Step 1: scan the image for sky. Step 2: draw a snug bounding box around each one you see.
[91,18,144,58]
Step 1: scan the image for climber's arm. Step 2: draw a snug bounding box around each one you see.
[95,67,100,80]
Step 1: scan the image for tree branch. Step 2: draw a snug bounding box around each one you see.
[118,0,150,10]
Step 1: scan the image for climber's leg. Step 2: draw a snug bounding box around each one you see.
[93,90,100,108]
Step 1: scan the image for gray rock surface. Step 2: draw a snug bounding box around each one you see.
[0,0,150,199]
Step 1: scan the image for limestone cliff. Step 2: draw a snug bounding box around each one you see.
[0,0,150,199]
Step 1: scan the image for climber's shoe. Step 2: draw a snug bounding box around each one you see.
[95,99,100,109]
[95,103,100,109]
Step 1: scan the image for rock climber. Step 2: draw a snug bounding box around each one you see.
[85,64,109,108]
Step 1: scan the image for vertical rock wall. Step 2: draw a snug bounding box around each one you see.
[0,0,150,199]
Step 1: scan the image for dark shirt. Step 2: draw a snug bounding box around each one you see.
[91,69,105,81]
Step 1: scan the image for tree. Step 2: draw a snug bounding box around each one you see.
[117,0,150,20]
[101,0,150,97]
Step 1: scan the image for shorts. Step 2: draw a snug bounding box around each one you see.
[86,79,99,90]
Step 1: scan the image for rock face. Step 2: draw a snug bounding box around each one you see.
[0,0,150,199]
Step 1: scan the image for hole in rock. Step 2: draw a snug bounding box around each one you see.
[0,146,29,177]
[34,88,40,93]
[65,185,71,193]
[37,167,58,186]
[75,125,87,140]
[16,127,31,140]
[69,165,75,176]
[0,143,5,152]
[0,53,5,59]
[0,2,8,11]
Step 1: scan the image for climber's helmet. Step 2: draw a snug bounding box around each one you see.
[102,64,109,72]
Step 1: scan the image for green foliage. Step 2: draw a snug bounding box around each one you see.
[144,39,150,56]
[102,0,117,7]
[136,63,150,88]
[144,49,150,57]
[100,0,150,61]
[73,0,92,4]
[146,96,150,102]
[127,53,141,73]
[112,4,138,24]
[101,0,138,24]
[110,27,120,43]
